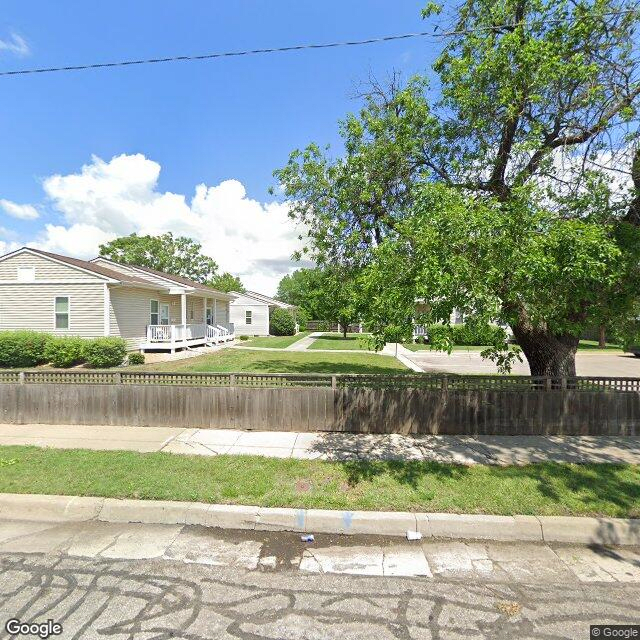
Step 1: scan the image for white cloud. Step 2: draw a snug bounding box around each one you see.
[28,153,305,294]
[0,32,30,57]
[0,199,39,220]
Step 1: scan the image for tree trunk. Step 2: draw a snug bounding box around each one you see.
[511,324,579,377]
[342,323,348,339]
[598,325,606,349]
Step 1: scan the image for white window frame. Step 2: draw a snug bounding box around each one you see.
[17,267,35,282]
[150,299,160,325]
[54,295,70,331]
[245,310,252,325]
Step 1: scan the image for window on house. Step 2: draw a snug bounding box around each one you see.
[17,267,35,282]
[55,296,69,329]
[150,300,159,325]
[245,310,252,325]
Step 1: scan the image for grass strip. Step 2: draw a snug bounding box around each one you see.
[0,446,637,518]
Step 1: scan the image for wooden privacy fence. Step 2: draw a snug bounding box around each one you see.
[0,371,639,435]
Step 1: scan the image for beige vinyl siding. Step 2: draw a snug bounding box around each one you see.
[0,283,105,337]
[109,288,211,348]
[230,297,269,335]
[0,253,104,282]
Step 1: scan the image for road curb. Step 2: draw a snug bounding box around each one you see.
[0,493,638,546]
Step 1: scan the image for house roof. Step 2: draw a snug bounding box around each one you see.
[234,290,296,309]
[2,247,152,285]
[91,256,235,299]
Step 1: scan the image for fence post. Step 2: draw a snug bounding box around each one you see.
[331,375,337,390]
[229,373,236,386]
[113,372,121,384]
[561,377,567,390]
[442,376,449,392]
[545,377,552,391]
[18,371,25,384]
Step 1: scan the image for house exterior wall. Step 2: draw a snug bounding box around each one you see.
[230,295,269,336]
[0,252,101,281]
[0,252,106,337]
[0,283,105,337]
[110,289,211,349]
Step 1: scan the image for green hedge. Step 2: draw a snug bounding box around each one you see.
[426,323,506,346]
[0,331,128,368]
[83,337,127,368]
[127,352,145,365]
[0,331,52,368]
[269,308,296,336]
[44,337,87,368]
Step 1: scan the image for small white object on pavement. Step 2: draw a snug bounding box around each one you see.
[406,530,423,541]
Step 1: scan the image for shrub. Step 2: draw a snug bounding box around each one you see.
[127,352,145,365]
[44,336,87,368]
[296,308,310,332]
[427,323,506,347]
[269,308,296,336]
[0,331,52,368]
[239,335,250,341]
[83,337,127,368]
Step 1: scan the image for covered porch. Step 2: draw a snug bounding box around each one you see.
[140,292,235,353]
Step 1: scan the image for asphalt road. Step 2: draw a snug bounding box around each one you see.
[404,350,640,376]
[1,519,639,639]
[1,552,640,640]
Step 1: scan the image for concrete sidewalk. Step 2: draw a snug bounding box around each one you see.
[0,423,638,465]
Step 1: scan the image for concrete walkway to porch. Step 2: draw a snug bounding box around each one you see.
[0,423,638,465]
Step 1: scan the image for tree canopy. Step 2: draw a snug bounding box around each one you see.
[276,0,640,375]
[209,272,245,293]
[99,232,219,284]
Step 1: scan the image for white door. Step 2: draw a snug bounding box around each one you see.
[160,304,170,325]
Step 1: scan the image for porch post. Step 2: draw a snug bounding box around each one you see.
[214,298,218,324]
[181,293,187,328]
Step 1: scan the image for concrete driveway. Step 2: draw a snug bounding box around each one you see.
[404,349,640,377]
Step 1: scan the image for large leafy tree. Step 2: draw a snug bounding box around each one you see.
[277,267,360,336]
[99,232,219,284]
[209,272,245,293]
[276,268,326,317]
[276,0,640,375]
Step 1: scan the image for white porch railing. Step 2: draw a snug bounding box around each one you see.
[413,325,427,338]
[147,323,207,343]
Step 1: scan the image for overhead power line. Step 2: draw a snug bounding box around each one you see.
[0,9,637,78]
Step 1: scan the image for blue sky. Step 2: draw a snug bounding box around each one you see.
[0,1,441,292]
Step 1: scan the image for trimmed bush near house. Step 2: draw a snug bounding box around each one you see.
[83,337,127,368]
[44,336,86,368]
[127,352,145,366]
[427,323,506,346]
[0,331,52,368]
[239,335,250,341]
[269,308,296,336]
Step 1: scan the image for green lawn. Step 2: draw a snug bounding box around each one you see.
[0,446,637,517]
[578,340,623,352]
[238,331,311,349]
[139,347,408,374]
[308,333,372,351]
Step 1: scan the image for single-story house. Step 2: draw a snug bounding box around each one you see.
[0,247,236,352]
[230,290,298,336]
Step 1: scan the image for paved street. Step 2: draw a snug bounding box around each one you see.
[403,349,640,376]
[1,423,639,464]
[0,519,639,638]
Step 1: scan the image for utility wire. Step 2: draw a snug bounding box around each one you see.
[0,8,637,78]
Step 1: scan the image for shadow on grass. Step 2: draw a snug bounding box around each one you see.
[234,358,406,375]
